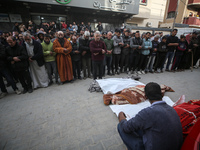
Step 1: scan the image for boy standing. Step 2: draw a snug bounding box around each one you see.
[42,34,59,85]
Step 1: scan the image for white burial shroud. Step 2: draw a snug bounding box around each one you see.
[96,78,175,120]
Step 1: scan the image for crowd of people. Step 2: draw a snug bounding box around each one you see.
[0,20,200,99]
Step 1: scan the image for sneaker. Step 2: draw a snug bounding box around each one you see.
[137,71,142,75]
[132,71,136,75]
[23,89,28,94]
[141,71,145,74]
[15,89,21,95]
[28,88,33,93]
[0,92,8,99]
[78,76,82,80]
[83,77,87,80]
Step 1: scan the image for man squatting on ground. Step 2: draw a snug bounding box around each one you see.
[117,82,183,150]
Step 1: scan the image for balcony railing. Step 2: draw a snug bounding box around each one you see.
[188,0,200,5]
[188,0,200,11]
[183,17,200,26]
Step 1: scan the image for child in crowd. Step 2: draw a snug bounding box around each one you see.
[146,34,159,73]
[154,36,168,73]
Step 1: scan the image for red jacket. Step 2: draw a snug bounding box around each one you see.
[89,39,107,61]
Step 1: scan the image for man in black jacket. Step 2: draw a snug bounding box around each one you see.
[0,43,21,99]
[6,36,33,94]
[120,30,131,74]
[129,31,143,75]
[79,31,91,79]
[71,35,81,80]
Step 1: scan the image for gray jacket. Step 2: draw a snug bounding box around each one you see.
[113,35,123,54]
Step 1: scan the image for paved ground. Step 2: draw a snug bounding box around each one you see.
[0,68,200,150]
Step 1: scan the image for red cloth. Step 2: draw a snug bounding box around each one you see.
[61,23,67,29]
[174,100,200,139]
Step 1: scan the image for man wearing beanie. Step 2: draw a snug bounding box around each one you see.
[117,82,183,150]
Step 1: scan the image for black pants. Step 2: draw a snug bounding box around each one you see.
[72,60,81,78]
[104,56,112,75]
[120,54,129,72]
[93,60,103,80]
[0,68,18,93]
[171,51,183,70]
[193,49,200,66]
[112,54,121,72]
[129,51,140,71]
[15,69,32,90]
[155,52,167,70]
[138,54,149,71]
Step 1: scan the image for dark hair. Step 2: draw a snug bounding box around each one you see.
[144,82,163,101]
[173,29,178,32]
[146,32,151,35]
[180,35,186,39]
[136,31,140,33]
[44,34,51,38]
[162,36,167,40]
[192,31,197,35]
[115,29,121,33]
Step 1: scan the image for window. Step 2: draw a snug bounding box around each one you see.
[140,0,147,5]
[167,11,175,19]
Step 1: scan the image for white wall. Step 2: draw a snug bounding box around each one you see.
[127,0,167,28]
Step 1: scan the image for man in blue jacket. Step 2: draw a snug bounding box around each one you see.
[118,82,183,150]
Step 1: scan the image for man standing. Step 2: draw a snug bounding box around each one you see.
[36,31,45,44]
[120,30,131,74]
[90,31,107,80]
[41,34,59,85]
[118,82,183,150]
[113,29,124,75]
[104,32,114,75]
[129,31,143,75]
[0,43,21,98]
[165,29,179,71]
[23,33,49,89]
[6,36,33,94]
[53,31,73,83]
[71,35,81,80]
[96,22,103,33]
[79,31,91,79]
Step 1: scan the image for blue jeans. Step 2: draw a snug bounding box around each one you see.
[164,51,174,70]
[146,55,156,71]
[0,68,18,92]
[118,122,145,150]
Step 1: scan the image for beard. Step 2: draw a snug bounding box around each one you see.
[44,40,50,44]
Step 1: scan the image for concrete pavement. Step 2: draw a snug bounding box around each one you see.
[0,68,200,150]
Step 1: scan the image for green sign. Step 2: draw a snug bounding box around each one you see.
[56,0,71,4]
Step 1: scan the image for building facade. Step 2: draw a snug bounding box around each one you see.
[0,0,140,31]
[126,0,167,28]
[160,0,200,28]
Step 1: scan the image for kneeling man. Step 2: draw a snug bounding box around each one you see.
[118,82,183,150]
